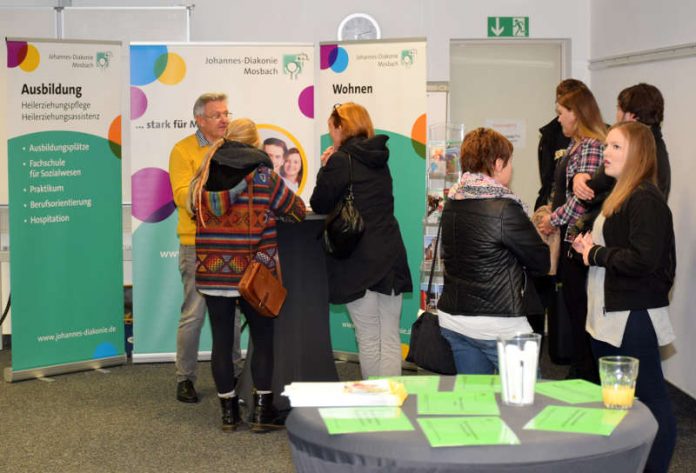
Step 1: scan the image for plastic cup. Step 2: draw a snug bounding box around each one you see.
[497,333,541,406]
[599,356,639,409]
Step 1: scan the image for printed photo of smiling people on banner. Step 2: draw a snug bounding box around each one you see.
[5,39,124,381]
[316,39,427,357]
[129,43,314,361]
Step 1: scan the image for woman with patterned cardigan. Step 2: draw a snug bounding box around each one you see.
[189,118,305,433]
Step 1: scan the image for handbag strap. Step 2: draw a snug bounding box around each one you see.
[246,173,283,281]
[426,216,443,307]
[345,152,355,198]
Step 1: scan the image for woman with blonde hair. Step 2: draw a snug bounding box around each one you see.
[537,86,607,382]
[310,102,412,378]
[573,121,676,472]
[189,118,306,432]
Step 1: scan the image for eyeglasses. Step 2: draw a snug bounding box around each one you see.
[331,103,342,123]
[203,112,232,120]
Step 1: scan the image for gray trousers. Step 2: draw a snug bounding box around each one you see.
[176,244,242,383]
[346,290,403,379]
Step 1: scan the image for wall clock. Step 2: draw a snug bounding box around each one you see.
[337,13,381,41]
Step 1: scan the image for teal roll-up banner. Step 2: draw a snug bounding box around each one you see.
[5,38,124,379]
[317,39,428,357]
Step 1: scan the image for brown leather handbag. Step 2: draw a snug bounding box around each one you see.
[238,177,287,318]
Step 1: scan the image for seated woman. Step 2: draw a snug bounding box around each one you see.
[188,118,306,432]
[437,128,550,374]
[572,121,676,473]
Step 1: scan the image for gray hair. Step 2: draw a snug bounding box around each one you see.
[193,92,227,117]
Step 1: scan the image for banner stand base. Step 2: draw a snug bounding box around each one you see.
[132,351,212,364]
[4,355,126,383]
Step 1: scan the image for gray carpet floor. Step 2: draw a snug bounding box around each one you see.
[1,347,694,472]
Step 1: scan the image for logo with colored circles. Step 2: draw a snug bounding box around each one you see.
[130,45,187,120]
[320,44,349,73]
[7,41,40,72]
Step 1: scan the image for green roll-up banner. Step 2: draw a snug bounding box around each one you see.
[5,38,124,381]
[317,39,427,357]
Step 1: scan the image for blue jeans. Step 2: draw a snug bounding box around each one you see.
[440,327,498,374]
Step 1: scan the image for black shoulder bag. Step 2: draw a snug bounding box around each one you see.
[321,153,365,259]
[405,218,457,375]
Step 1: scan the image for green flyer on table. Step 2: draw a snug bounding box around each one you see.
[319,407,415,435]
[535,379,603,404]
[524,405,627,436]
[418,416,519,447]
[369,375,441,395]
[418,391,500,416]
[453,374,501,393]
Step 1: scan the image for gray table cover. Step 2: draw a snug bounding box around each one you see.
[286,376,657,473]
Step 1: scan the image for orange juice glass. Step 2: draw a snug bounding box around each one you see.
[598,356,639,410]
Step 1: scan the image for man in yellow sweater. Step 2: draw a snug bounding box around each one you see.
[169,92,240,403]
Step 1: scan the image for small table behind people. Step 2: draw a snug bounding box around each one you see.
[286,375,657,473]
[237,218,339,412]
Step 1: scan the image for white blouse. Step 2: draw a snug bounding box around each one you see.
[585,214,675,348]
[438,309,533,341]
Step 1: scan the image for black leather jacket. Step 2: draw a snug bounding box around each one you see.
[437,198,550,317]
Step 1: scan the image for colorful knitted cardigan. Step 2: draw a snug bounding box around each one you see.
[195,165,305,293]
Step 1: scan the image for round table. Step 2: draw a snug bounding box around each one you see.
[286,376,657,473]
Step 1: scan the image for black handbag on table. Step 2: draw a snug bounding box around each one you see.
[405,219,457,375]
[321,153,365,259]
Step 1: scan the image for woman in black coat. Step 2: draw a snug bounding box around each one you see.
[573,122,676,473]
[310,102,412,378]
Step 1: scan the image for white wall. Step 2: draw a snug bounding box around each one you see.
[188,0,590,82]
[590,0,696,398]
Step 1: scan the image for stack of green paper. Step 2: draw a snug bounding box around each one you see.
[418,417,520,447]
[453,374,501,393]
[535,379,603,404]
[524,405,628,436]
[319,407,415,435]
[418,391,500,416]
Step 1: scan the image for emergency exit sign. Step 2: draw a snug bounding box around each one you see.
[488,17,529,37]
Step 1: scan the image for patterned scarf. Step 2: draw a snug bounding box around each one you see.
[448,172,528,215]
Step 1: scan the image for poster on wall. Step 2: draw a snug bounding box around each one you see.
[316,39,427,356]
[5,38,124,380]
[129,43,314,361]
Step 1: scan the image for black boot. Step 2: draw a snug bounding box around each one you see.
[220,396,240,432]
[249,392,285,433]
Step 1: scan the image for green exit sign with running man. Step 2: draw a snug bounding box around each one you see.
[488,17,529,37]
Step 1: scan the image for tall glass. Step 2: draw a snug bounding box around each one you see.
[497,333,541,406]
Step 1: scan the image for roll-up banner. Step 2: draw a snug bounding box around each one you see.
[130,43,314,361]
[4,38,125,381]
[317,39,427,356]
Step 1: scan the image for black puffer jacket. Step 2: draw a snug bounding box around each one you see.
[310,135,412,304]
[437,198,550,317]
